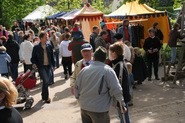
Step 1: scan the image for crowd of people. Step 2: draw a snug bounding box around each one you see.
[0,19,184,123]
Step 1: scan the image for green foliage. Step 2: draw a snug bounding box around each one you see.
[159,0,174,7]
[1,0,44,28]
[45,0,81,12]
[157,6,174,13]
[92,0,104,12]
[123,0,174,9]
[92,0,111,14]
[173,0,184,9]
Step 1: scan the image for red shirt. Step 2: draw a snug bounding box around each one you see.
[105,34,111,44]
[124,28,130,41]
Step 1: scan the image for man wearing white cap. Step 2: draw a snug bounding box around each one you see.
[70,43,93,95]
[74,46,127,123]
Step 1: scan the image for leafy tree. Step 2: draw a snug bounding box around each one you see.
[173,0,184,9]
[123,0,175,12]
[1,0,44,28]
[45,0,82,12]
[92,0,104,11]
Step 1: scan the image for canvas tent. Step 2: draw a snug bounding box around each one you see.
[46,12,66,19]
[105,0,170,44]
[58,4,103,40]
[57,9,80,20]
[23,5,56,22]
[74,4,103,40]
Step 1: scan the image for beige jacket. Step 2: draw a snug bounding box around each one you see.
[70,59,83,87]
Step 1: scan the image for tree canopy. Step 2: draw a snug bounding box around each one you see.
[1,0,44,28]
[45,0,82,12]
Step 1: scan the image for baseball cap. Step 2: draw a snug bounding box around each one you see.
[81,43,93,51]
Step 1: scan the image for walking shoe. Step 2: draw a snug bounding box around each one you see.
[155,77,160,80]
[137,82,142,85]
[148,78,151,81]
[128,103,134,107]
[65,74,68,80]
[44,98,51,104]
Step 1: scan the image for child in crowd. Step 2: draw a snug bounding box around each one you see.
[33,36,40,45]
[132,47,148,84]
[59,34,72,79]
[126,62,134,107]
[125,40,135,63]
[71,23,84,40]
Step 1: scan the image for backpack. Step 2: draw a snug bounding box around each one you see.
[112,61,131,103]
[112,61,124,85]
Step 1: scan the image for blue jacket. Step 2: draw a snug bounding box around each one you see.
[31,42,55,69]
[117,26,133,43]
[0,51,11,74]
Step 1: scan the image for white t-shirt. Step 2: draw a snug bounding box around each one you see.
[123,44,131,61]
[59,40,72,57]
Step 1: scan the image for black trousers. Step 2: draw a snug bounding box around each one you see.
[24,64,32,73]
[62,57,72,75]
[1,73,9,78]
[81,109,110,123]
[147,57,159,78]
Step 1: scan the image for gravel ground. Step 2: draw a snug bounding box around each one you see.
[16,65,185,123]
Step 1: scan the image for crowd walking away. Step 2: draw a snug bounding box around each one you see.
[0,18,184,122]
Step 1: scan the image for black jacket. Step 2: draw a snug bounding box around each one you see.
[143,37,161,58]
[90,32,98,52]
[168,30,185,47]
[4,39,19,64]
[0,107,23,123]
[31,42,55,68]
[155,29,164,41]
[133,54,148,82]
[110,55,131,103]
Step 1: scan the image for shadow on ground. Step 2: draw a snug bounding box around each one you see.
[17,100,45,118]
[52,88,71,101]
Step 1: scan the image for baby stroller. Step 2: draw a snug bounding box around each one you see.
[15,69,36,109]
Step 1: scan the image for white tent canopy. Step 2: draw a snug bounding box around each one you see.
[23,5,56,22]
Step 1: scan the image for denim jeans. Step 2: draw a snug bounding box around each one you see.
[54,49,59,68]
[170,47,177,64]
[9,63,19,81]
[38,66,50,100]
[117,103,130,123]
[48,67,54,84]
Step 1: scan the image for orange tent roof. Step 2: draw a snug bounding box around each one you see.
[71,4,103,20]
[107,0,163,17]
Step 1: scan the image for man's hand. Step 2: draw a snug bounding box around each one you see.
[153,48,158,52]
[118,101,127,114]
[121,106,127,114]
[53,67,56,72]
[32,64,38,70]
[148,50,153,54]
[71,86,74,95]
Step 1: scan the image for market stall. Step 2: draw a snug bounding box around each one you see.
[23,5,56,22]
[104,0,170,44]
[58,4,103,41]
[46,12,66,20]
